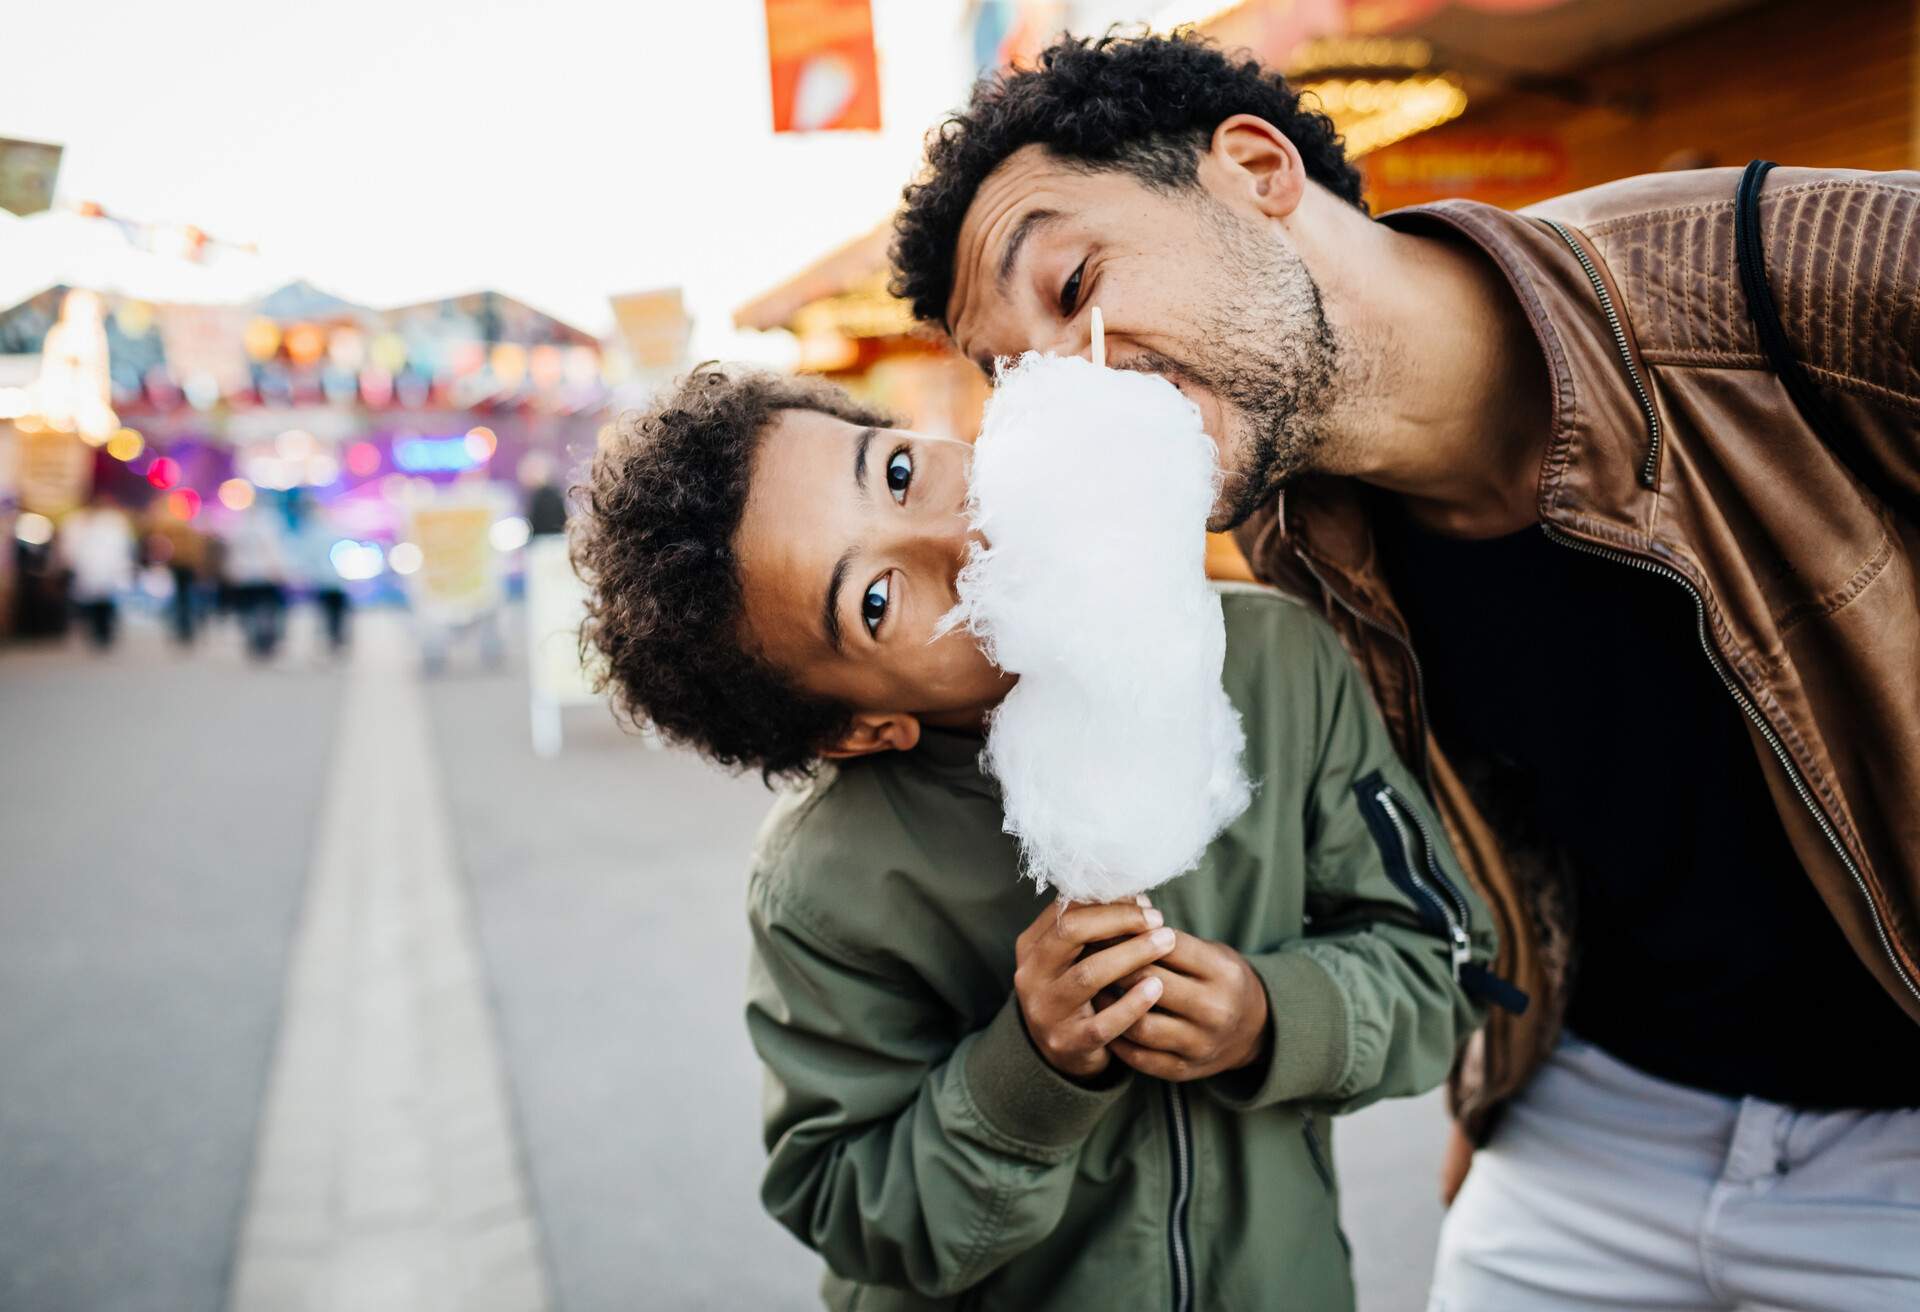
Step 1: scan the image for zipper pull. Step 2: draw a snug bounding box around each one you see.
[1448,924,1471,981]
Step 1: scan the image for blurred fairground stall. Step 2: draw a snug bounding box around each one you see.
[736,0,1918,569]
[0,195,660,640]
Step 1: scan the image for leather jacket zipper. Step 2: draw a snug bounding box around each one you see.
[1163,1083,1194,1312]
[1374,782,1474,979]
[1541,522,1920,1007]
[1539,217,1664,486]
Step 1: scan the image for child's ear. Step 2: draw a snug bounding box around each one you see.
[822,712,922,760]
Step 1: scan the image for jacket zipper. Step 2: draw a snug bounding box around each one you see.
[1301,1114,1335,1192]
[1297,554,1436,794]
[1541,522,1920,1008]
[1300,1115,1352,1259]
[1539,217,1665,487]
[1163,1082,1194,1312]
[1538,213,1917,1007]
[1376,784,1474,979]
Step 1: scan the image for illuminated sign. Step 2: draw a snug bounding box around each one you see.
[393,436,480,472]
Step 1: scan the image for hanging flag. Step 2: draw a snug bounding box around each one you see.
[764,0,882,133]
[0,137,62,217]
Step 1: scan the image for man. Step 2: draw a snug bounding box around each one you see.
[889,30,1920,1309]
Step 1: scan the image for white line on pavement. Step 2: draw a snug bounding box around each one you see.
[229,615,553,1312]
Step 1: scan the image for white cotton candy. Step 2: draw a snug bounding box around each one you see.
[938,353,1253,903]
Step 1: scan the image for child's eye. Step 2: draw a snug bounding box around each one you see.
[886,449,913,503]
[861,575,890,637]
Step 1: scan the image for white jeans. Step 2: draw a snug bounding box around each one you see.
[1428,1034,1920,1311]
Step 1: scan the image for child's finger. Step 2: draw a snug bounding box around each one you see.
[1154,929,1227,978]
[1110,964,1207,1017]
[1109,1036,1190,1082]
[1087,975,1163,1046]
[1054,926,1176,1008]
[1120,1010,1207,1058]
[1027,901,1163,971]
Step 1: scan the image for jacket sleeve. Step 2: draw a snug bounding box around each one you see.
[746,875,1128,1297]
[1208,618,1496,1115]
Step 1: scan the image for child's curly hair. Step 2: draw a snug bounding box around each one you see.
[571,364,894,779]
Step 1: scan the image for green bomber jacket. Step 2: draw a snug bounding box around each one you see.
[745,586,1499,1311]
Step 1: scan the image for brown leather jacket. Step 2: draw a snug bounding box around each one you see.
[1237,166,1920,1141]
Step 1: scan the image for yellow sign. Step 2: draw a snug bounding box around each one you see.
[407,497,501,619]
[609,287,691,372]
[14,425,93,515]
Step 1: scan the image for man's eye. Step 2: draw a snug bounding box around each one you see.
[1059,259,1086,316]
[861,575,890,637]
[886,449,913,503]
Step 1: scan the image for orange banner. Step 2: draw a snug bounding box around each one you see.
[765,0,882,133]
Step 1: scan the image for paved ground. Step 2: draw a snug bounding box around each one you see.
[423,656,827,1312]
[229,618,551,1312]
[0,616,342,1312]
[0,605,1451,1311]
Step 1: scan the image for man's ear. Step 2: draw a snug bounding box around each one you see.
[1205,113,1307,220]
[821,711,922,760]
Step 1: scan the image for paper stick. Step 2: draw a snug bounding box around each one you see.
[1090,305,1105,369]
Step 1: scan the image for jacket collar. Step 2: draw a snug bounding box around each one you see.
[1275,198,1662,602]
[904,726,1000,801]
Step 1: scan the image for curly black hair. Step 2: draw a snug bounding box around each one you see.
[571,364,894,779]
[890,30,1367,328]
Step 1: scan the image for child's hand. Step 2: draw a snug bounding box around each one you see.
[1107,932,1270,1082]
[1014,899,1176,1081]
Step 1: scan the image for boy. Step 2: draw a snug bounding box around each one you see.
[573,364,1503,1311]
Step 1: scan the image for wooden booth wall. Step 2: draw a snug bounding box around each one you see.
[1363,0,1918,214]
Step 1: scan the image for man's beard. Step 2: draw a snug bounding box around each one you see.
[1126,210,1338,530]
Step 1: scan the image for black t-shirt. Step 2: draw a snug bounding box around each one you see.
[1377,507,1920,1109]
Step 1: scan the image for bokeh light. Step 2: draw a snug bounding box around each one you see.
[489,343,527,387]
[329,539,385,581]
[304,453,341,487]
[167,488,202,520]
[106,428,144,462]
[243,317,282,361]
[489,516,531,552]
[370,333,408,374]
[218,478,256,511]
[147,456,181,490]
[14,512,54,546]
[328,328,366,372]
[283,324,327,366]
[387,541,424,575]
[464,426,497,462]
[346,441,382,477]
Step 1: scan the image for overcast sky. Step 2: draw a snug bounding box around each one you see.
[3,0,978,358]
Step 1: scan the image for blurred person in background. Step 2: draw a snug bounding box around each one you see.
[60,495,135,651]
[143,499,210,646]
[223,498,290,662]
[891,31,1920,1311]
[286,491,350,657]
[520,450,568,538]
[12,518,70,638]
